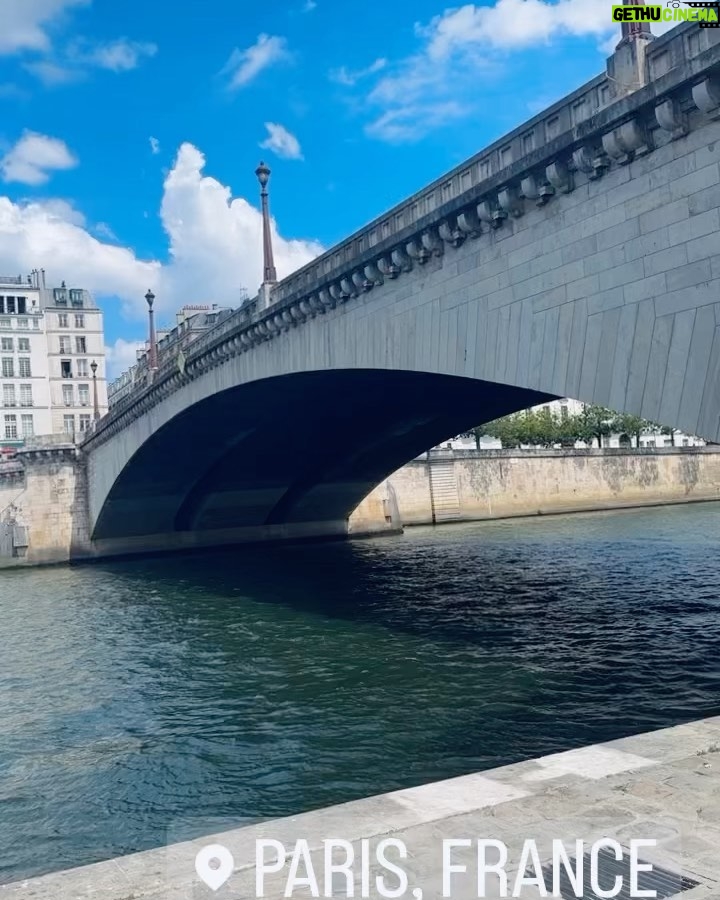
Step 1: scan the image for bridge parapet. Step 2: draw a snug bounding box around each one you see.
[85,22,720,454]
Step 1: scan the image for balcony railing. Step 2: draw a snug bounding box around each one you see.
[0,276,23,285]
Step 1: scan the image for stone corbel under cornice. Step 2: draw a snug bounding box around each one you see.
[692,76,720,117]
[545,160,573,194]
[438,218,466,248]
[602,117,652,165]
[478,199,507,229]
[421,227,444,257]
[406,237,430,264]
[572,145,610,180]
[498,185,524,218]
[390,247,412,273]
[520,173,555,207]
[364,261,384,288]
[456,205,482,237]
[655,97,688,140]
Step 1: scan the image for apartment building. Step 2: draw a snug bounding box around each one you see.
[0,272,108,442]
[44,282,108,436]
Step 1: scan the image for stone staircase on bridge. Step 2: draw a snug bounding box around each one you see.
[428,452,461,523]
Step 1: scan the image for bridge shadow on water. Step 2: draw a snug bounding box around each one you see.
[90,502,720,759]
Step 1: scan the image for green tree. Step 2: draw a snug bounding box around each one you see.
[611,412,650,447]
[576,405,614,447]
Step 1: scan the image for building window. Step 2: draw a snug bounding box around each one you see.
[63,415,75,435]
[75,336,86,353]
[62,384,74,406]
[17,318,28,330]
[3,385,15,407]
[79,414,91,432]
[78,384,89,406]
[21,414,33,438]
[77,359,88,377]
[500,145,513,167]
[59,336,71,354]
[70,289,84,307]
[54,287,68,306]
[17,338,29,352]
[58,313,68,328]
[74,314,85,328]
[4,415,17,439]
[17,297,26,315]
[18,358,31,377]
[522,130,535,154]
[683,438,689,447]
[0,318,10,329]
[1,338,12,352]
[2,358,14,378]
[20,385,32,407]
[5,297,15,314]
[32,319,40,330]
[560,405,569,421]
[61,360,72,378]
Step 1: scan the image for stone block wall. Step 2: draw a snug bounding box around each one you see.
[373,448,720,526]
[0,444,91,568]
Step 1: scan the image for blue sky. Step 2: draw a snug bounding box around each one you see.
[0,0,625,376]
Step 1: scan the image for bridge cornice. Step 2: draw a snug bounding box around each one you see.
[84,25,720,454]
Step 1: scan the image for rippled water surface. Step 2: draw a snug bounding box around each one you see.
[2,503,720,882]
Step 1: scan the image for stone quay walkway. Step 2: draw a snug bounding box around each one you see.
[3,718,720,899]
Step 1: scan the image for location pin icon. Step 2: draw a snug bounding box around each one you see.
[195,844,235,892]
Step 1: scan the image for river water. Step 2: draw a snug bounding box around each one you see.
[1,503,720,883]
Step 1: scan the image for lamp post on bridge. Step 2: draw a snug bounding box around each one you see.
[90,360,100,422]
[145,289,158,371]
[256,161,277,309]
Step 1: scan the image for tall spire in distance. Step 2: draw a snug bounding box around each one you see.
[256,161,277,286]
[617,0,653,48]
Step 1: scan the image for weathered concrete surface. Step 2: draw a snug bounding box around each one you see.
[80,23,720,557]
[375,447,720,526]
[4,717,720,898]
[0,439,88,568]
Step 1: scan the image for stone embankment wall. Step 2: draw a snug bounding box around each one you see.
[0,438,90,569]
[365,448,720,527]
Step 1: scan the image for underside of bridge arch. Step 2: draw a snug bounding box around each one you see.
[92,370,553,544]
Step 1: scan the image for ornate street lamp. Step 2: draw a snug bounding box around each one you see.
[145,289,158,369]
[256,161,277,285]
[90,360,100,421]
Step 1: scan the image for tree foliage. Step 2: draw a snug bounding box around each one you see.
[468,405,670,449]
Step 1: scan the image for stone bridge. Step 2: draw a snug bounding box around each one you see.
[79,22,720,557]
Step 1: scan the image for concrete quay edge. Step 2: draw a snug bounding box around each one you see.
[4,716,720,898]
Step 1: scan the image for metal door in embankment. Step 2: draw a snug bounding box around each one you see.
[0,522,15,557]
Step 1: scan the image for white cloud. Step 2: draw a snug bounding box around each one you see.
[348,0,671,143]
[1,132,78,185]
[366,101,468,143]
[0,0,89,55]
[149,136,161,155]
[329,57,386,87]
[105,338,145,378]
[222,34,289,89]
[67,37,157,72]
[303,0,317,10]
[23,59,82,85]
[0,142,322,328]
[259,123,303,160]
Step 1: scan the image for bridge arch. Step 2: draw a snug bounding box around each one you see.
[84,29,720,554]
